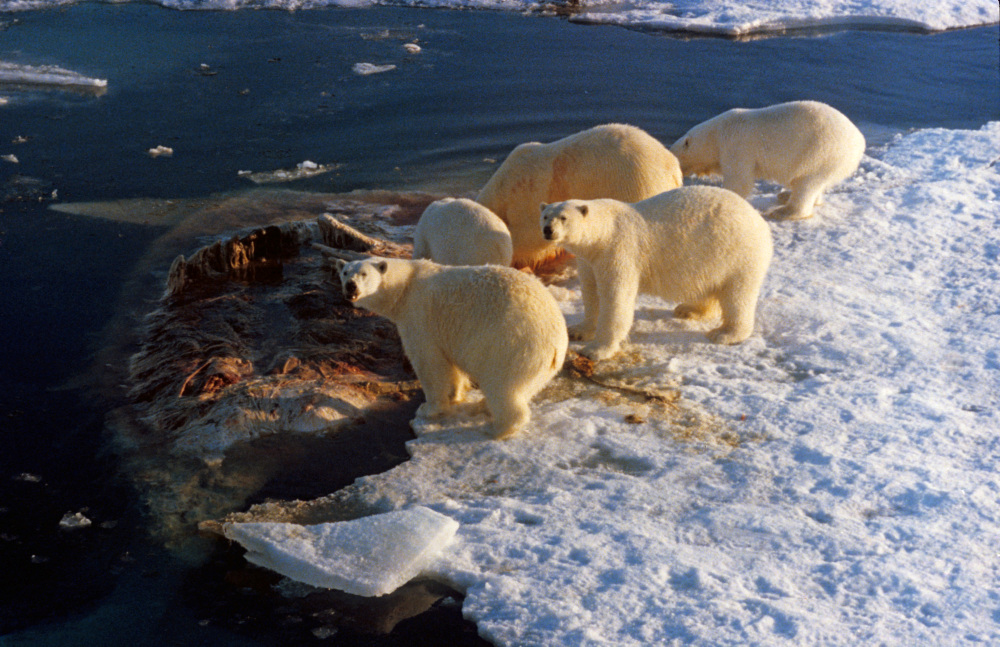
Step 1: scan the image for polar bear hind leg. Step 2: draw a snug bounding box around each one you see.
[766,175,827,220]
[674,297,721,321]
[706,281,758,345]
[480,383,532,440]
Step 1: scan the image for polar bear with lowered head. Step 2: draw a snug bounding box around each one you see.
[670,100,865,221]
[413,197,512,266]
[335,257,567,439]
[540,186,772,361]
[478,123,683,267]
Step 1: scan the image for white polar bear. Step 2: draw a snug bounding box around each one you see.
[335,257,567,439]
[478,123,683,267]
[413,197,513,266]
[540,186,773,361]
[669,100,865,221]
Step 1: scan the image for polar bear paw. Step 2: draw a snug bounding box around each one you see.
[765,203,812,221]
[416,401,450,420]
[580,341,620,362]
[674,301,720,321]
[707,325,751,345]
[567,322,596,342]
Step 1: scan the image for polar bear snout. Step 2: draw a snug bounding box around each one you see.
[342,280,360,302]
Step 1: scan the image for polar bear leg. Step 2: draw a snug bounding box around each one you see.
[582,274,639,361]
[410,348,461,419]
[480,382,531,440]
[569,261,599,341]
[707,282,756,345]
[721,159,755,199]
[450,371,472,404]
[674,297,721,321]
[766,176,826,220]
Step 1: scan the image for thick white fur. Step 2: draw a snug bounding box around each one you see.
[670,100,865,220]
[413,197,513,266]
[540,186,773,361]
[478,123,683,267]
[335,257,568,439]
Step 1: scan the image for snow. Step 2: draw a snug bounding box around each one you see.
[253,122,1000,645]
[571,0,1000,36]
[222,506,460,597]
[1,0,996,34]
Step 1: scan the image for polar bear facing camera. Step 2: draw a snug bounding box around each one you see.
[413,197,512,266]
[670,100,865,221]
[335,257,568,439]
[540,186,772,361]
[478,123,683,267]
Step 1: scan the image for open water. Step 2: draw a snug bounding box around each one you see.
[0,4,997,645]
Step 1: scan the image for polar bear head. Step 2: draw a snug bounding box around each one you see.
[539,201,590,247]
[334,258,389,304]
[669,121,722,177]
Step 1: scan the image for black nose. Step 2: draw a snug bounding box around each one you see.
[543,225,552,239]
[344,281,358,299]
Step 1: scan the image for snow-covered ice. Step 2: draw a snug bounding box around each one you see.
[222,506,460,597]
[249,122,999,645]
[1,0,996,34]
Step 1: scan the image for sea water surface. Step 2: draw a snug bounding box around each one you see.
[1,3,998,645]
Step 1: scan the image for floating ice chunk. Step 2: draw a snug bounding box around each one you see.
[403,43,422,54]
[0,62,107,93]
[237,160,338,184]
[352,62,396,76]
[58,511,92,531]
[2,154,17,163]
[222,506,459,597]
[147,145,173,158]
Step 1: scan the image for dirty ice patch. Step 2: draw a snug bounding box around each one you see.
[268,122,1000,646]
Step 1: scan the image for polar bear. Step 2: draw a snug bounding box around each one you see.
[669,101,865,221]
[413,197,512,266]
[478,123,683,267]
[335,257,567,439]
[540,186,772,361]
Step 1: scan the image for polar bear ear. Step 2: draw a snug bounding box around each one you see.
[578,205,588,217]
[334,258,346,272]
[376,260,388,274]
[539,202,548,212]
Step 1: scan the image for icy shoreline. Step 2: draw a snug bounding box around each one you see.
[1,0,997,35]
[219,122,1000,646]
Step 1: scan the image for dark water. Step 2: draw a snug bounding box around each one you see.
[0,4,997,645]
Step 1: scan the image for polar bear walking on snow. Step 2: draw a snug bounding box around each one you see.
[335,257,567,439]
[413,197,513,266]
[670,101,865,221]
[478,123,683,267]
[540,186,772,361]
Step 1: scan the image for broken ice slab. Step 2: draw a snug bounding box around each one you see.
[221,506,459,597]
[0,62,108,95]
[237,160,338,184]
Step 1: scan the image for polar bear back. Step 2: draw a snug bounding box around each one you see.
[676,101,865,186]
[723,101,864,182]
[478,123,683,267]
[625,187,773,302]
[413,198,513,266]
[401,263,567,383]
